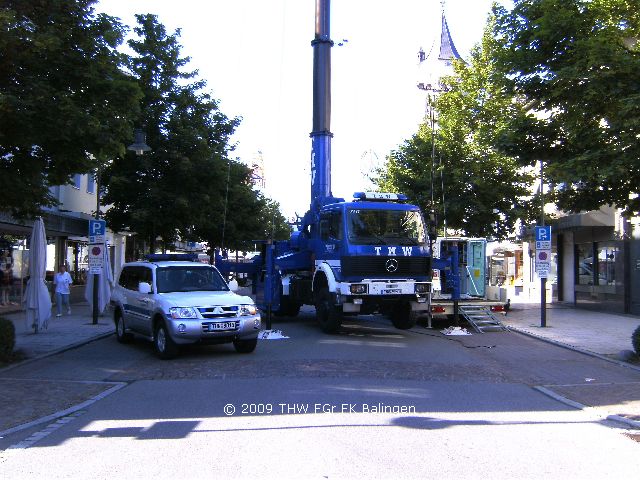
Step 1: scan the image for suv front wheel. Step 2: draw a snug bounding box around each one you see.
[154,321,179,359]
[233,338,257,354]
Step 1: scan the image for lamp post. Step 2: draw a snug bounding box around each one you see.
[91,129,150,325]
[540,160,547,327]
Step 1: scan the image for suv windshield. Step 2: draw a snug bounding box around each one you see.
[156,266,229,293]
[347,208,427,246]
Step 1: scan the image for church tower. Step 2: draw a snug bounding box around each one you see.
[417,0,463,94]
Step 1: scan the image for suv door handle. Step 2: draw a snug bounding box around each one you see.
[139,298,151,304]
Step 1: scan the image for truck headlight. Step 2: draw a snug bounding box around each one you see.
[414,283,430,294]
[169,307,198,319]
[240,305,257,316]
[350,284,368,294]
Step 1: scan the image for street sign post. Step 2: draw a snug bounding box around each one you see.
[535,226,552,327]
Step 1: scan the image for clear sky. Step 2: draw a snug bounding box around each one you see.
[97,0,510,219]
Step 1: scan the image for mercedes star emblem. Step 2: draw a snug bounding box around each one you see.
[385,258,399,273]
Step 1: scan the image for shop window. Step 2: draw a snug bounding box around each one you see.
[597,245,619,286]
[576,243,594,286]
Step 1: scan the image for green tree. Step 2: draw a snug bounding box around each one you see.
[104,14,238,252]
[194,160,291,256]
[373,17,533,239]
[0,0,140,218]
[493,0,640,215]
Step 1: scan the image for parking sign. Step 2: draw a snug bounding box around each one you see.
[535,226,551,242]
[88,219,106,244]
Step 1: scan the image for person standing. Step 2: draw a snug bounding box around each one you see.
[53,264,73,317]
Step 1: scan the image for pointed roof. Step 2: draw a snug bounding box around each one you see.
[438,12,461,63]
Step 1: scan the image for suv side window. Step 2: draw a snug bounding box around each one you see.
[118,267,133,290]
[118,266,153,292]
[138,266,153,292]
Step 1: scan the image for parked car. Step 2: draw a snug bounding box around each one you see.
[111,255,261,359]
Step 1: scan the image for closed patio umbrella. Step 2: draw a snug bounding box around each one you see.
[84,244,113,315]
[24,217,52,333]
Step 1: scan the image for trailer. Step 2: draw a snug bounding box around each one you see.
[430,237,509,332]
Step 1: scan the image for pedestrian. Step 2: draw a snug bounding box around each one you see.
[53,264,73,317]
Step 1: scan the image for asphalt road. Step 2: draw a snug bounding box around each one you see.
[1,308,639,479]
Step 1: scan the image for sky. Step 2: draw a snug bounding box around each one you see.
[97,0,511,219]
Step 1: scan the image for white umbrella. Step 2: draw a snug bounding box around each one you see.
[84,244,113,314]
[24,217,52,333]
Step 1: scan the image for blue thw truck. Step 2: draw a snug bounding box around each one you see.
[217,0,473,333]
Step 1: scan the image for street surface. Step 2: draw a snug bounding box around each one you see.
[1,307,639,479]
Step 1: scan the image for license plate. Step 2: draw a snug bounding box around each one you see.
[209,321,236,331]
[382,289,402,294]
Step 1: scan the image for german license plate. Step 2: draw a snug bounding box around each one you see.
[209,321,236,331]
[382,289,402,294]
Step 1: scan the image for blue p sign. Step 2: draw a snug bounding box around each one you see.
[535,226,551,242]
[89,219,106,239]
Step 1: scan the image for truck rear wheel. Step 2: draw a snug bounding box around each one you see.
[390,301,417,330]
[274,295,301,317]
[315,287,342,334]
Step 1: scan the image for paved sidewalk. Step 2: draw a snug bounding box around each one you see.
[503,302,640,359]
[2,302,114,366]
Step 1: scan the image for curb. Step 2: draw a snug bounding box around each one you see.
[533,385,640,430]
[506,325,640,373]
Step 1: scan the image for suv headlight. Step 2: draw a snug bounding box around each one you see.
[169,307,198,319]
[240,305,257,316]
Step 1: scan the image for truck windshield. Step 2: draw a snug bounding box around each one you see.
[156,266,229,293]
[347,208,427,246]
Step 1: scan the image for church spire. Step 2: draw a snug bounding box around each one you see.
[438,1,461,64]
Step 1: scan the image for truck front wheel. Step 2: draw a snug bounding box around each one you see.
[390,301,418,330]
[315,287,342,334]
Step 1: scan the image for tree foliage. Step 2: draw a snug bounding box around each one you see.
[493,0,640,215]
[104,14,238,252]
[373,17,534,239]
[0,0,140,218]
[104,14,289,254]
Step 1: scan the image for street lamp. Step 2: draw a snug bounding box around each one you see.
[127,129,151,156]
[92,129,150,324]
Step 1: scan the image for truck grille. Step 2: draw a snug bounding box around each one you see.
[197,306,239,319]
[341,256,431,278]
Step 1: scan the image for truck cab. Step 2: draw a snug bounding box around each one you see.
[275,192,432,332]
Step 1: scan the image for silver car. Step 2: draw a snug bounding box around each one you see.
[111,259,261,359]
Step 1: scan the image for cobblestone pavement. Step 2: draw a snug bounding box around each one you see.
[0,379,115,433]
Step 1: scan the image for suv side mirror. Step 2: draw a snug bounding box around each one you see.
[138,282,152,294]
[228,278,239,292]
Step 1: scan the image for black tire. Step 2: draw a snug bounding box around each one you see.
[114,310,133,343]
[274,296,302,317]
[315,287,342,334]
[233,337,258,354]
[154,321,179,359]
[390,301,418,330]
[632,325,640,356]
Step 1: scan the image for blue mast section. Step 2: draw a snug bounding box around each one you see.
[310,0,334,214]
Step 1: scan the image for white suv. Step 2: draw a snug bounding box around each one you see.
[111,257,261,359]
